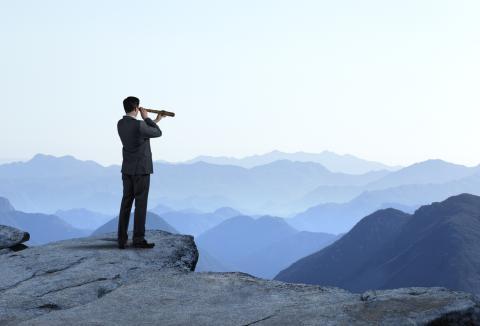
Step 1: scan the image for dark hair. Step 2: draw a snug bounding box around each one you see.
[123,96,140,113]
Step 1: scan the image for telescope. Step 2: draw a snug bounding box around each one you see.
[144,108,175,117]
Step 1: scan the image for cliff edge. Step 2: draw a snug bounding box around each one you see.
[0,229,479,325]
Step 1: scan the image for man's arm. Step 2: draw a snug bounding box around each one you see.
[139,118,162,138]
[138,107,162,138]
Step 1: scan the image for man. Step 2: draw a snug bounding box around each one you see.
[117,96,163,249]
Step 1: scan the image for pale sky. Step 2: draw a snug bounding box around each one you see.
[1,0,479,167]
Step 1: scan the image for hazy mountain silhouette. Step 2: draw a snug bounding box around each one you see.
[0,154,388,215]
[151,160,388,214]
[0,154,120,214]
[0,197,14,212]
[289,172,480,233]
[2,154,480,219]
[55,208,112,231]
[92,211,177,235]
[288,193,415,234]
[276,194,480,295]
[196,215,339,278]
[195,246,235,272]
[357,174,480,209]
[0,197,89,245]
[277,208,410,287]
[160,207,242,236]
[289,185,364,212]
[0,154,117,178]
[150,203,172,215]
[184,150,400,174]
[237,231,340,278]
[196,215,297,270]
[365,159,480,190]
[211,207,243,218]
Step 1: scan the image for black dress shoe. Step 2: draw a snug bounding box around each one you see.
[118,241,127,249]
[132,239,155,249]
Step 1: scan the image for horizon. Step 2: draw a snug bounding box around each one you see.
[2,1,480,167]
[1,150,479,170]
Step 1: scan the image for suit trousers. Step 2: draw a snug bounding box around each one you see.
[117,173,150,243]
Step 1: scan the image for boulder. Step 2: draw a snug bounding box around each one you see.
[0,225,30,250]
[0,230,479,325]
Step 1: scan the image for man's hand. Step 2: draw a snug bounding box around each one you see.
[154,113,164,124]
[139,107,148,120]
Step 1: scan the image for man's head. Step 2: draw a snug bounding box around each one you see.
[123,96,140,116]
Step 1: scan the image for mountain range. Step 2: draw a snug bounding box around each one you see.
[148,159,388,215]
[276,193,480,295]
[2,154,480,226]
[55,208,112,231]
[0,153,389,215]
[183,150,400,174]
[289,168,480,234]
[364,159,480,190]
[159,207,242,236]
[92,212,178,236]
[196,215,338,278]
[0,197,89,245]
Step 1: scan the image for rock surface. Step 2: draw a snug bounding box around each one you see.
[0,230,197,325]
[0,225,30,250]
[1,231,479,325]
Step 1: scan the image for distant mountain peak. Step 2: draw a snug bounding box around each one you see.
[0,197,14,212]
[410,159,460,168]
[224,215,254,223]
[30,153,75,161]
[267,150,283,154]
[0,153,111,181]
[256,215,283,222]
[365,159,479,191]
[276,193,480,294]
[444,192,479,202]
[27,154,107,168]
[30,153,54,161]
[338,208,411,243]
[182,150,400,174]
[419,193,478,207]
[404,159,480,173]
[415,193,480,216]
[363,207,409,220]
[253,159,329,171]
[213,207,241,217]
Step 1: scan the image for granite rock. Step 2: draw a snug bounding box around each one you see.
[1,230,479,325]
[0,225,30,250]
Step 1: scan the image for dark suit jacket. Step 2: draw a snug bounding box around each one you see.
[117,115,162,175]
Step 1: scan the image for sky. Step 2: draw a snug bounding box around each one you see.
[1,0,479,167]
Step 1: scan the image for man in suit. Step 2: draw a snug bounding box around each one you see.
[117,96,163,249]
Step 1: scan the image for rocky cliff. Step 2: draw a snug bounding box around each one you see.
[276,194,480,295]
[1,229,479,325]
